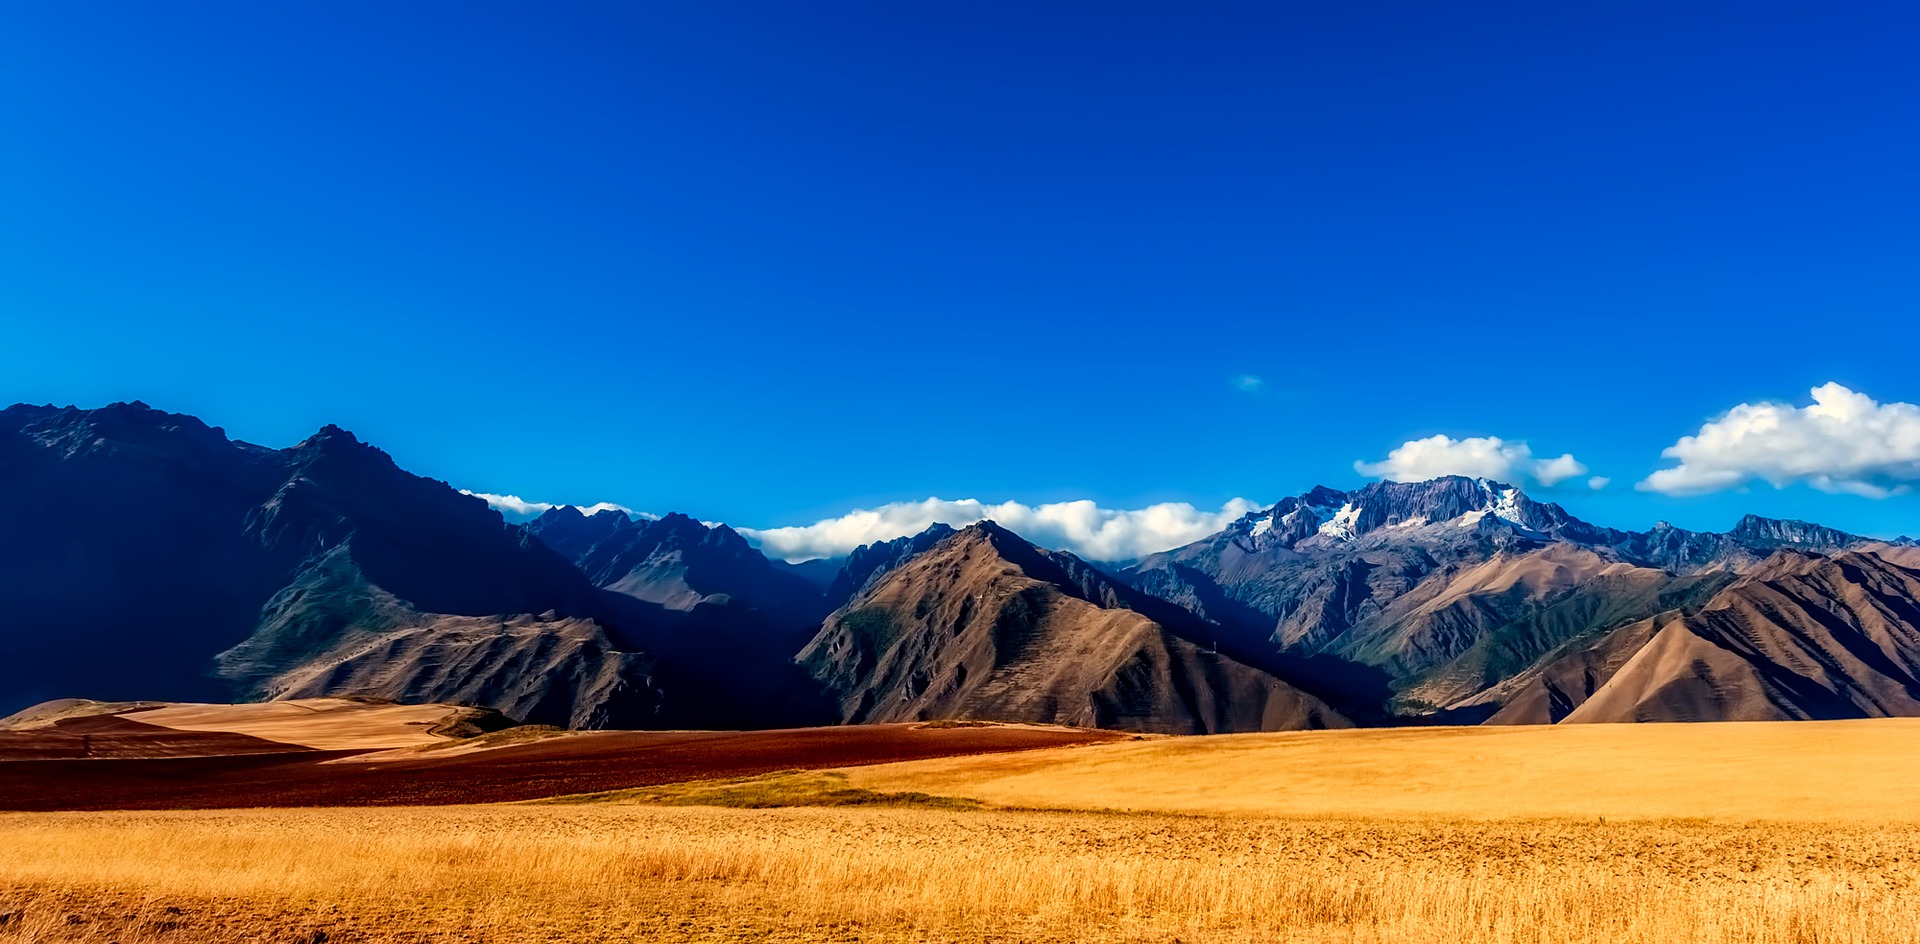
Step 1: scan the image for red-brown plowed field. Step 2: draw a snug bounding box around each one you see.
[0,723,1122,811]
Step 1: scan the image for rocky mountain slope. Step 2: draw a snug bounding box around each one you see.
[1125,476,1892,721]
[798,522,1349,733]
[1489,548,1920,723]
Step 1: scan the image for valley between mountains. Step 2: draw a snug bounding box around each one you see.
[6,400,1919,733]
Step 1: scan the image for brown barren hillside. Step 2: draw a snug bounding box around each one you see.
[799,522,1347,734]
[1489,548,1920,724]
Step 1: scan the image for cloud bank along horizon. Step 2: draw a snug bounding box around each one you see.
[472,381,1920,562]
[473,491,1267,563]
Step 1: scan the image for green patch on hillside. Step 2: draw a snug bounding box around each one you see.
[1390,570,1738,713]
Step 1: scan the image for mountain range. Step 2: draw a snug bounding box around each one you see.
[4,401,1917,733]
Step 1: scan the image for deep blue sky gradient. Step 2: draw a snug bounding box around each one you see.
[4,2,1918,536]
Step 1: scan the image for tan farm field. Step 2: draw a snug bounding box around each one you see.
[846,717,1920,821]
[4,719,1920,944]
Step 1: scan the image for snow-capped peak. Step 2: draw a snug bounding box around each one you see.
[1317,502,1361,540]
[1459,481,1529,529]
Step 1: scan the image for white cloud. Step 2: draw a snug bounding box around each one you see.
[1587,476,1612,490]
[1355,435,1591,488]
[1639,382,1920,498]
[461,490,639,522]
[1231,374,1265,393]
[738,496,1265,563]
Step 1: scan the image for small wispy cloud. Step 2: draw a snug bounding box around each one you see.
[1231,374,1265,393]
[461,490,640,522]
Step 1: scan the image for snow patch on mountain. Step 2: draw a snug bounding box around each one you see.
[1455,482,1528,529]
[1491,485,1525,526]
[1318,502,1361,540]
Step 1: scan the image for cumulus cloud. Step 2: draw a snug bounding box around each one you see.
[1639,383,1920,498]
[1588,476,1612,490]
[738,496,1265,563]
[461,490,640,522]
[1231,374,1265,393]
[1355,435,1593,488]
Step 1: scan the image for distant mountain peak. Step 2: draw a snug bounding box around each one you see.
[300,423,361,447]
[532,504,589,524]
[959,518,1018,540]
[1296,484,1349,507]
[528,504,635,531]
[649,512,756,551]
[1728,513,1859,548]
[283,424,412,486]
[6,400,244,463]
[835,522,958,565]
[1235,475,1584,551]
[825,523,961,604]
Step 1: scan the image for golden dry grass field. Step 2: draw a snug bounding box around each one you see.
[4,720,1920,943]
[846,717,1920,821]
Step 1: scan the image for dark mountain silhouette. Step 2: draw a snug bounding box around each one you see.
[0,403,813,728]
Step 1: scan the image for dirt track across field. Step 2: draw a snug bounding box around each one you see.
[0,720,1123,811]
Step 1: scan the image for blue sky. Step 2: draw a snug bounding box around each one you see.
[4,2,1919,557]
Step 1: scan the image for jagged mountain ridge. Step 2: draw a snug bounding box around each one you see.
[824,523,959,605]
[1197,476,1873,570]
[1123,475,1899,720]
[8,400,1920,732]
[525,507,827,622]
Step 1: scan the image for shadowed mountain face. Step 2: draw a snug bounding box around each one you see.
[1,404,284,711]
[518,506,633,563]
[526,511,965,626]
[0,403,794,728]
[528,508,827,621]
[798,522,1350,734]
[824,523,958,606]
[522,506,848,729]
